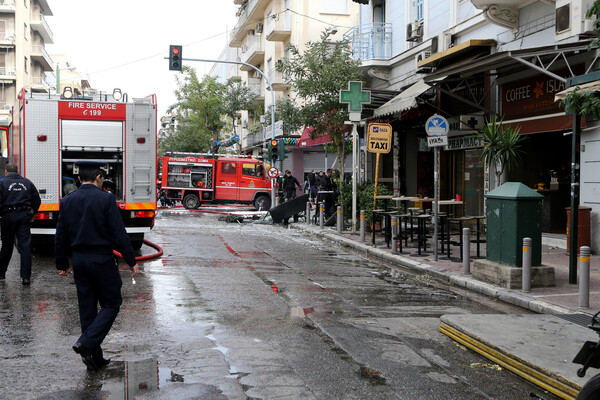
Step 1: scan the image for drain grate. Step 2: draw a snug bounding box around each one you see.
[555,313,593,328]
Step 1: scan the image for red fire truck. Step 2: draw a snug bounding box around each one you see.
[158,153,272,210]
[9,88,157,249]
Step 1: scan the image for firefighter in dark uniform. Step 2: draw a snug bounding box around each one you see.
[55,161,138,371]
[0,162,41,285]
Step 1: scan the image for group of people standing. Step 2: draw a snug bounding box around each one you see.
[278,169,338,218]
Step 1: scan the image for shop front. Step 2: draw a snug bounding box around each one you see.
[500,67,585,233]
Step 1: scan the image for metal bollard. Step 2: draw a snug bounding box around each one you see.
[337,206,342,233]
[462,227,471,275]
[522,237,532,292]
[360,210,365,242]
[580,246,591,308]
[392,216,399,254]
[306,202,311,225]
[319,202,324,229]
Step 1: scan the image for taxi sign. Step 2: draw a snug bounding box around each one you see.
[267,167,279,178]
[367,123,392,154]
[425,114,449,137]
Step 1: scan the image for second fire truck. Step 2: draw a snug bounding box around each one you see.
[158,153,272,210]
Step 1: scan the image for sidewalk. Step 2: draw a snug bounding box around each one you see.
[290,222,600,399]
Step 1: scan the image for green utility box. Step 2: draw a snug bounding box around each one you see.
[485,182,543,267]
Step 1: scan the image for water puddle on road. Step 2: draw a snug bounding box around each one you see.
[85,357,184,399]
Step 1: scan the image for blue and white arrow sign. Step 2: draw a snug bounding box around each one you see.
[425,114,449,137]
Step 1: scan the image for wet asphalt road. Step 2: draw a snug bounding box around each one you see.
[0,209,560,400]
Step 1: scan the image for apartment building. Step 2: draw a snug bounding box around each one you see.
[0,0,54,122]
[228,0,359,176]
[348,0,600,250]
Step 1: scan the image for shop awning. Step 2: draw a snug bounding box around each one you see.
[555,80,600,102]
[373,79,432,117]
[418,39,496,70]
[424,40,592,82]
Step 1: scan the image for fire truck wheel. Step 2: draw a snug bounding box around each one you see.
[254,195,271,211]
[183,193,201,209]
[130,233,144,250]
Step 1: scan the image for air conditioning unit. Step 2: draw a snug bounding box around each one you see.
[431,33,452,54]
[555,0,596,41]
[415,50,431,65]
[406,20,423,41]
[256,23,264,33]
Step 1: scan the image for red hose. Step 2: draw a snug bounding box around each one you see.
[113,238,164,262]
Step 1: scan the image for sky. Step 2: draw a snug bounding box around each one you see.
[47,0,238,117]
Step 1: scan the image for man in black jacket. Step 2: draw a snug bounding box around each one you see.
[55,161,138,371]
[319,169,337,219]
[282,170,302,201]
[0,162,41,285]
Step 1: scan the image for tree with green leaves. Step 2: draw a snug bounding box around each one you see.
[559,2,600,118]
[277,29,363,174]
[161,68,255,155]
[476,115,526,188]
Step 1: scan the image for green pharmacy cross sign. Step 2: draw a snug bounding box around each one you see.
[340,81,371,121]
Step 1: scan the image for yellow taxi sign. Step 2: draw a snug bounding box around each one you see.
[367,123,392,154]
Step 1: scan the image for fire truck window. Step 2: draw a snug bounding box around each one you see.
[221,162,236,175]
[242,163,257,177]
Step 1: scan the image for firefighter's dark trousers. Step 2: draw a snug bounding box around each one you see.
[73,251,123,359]
[0,210,32,278]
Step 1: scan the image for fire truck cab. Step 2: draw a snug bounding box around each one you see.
[10,88,157,249]
[158,153,272,210]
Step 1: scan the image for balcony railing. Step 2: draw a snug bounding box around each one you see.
[243,120,286,149]
[0,67,16,76]
[240,34,264,66]
[247,76,263,98]
[31,44,54,68]
[31,76,51,88]
[267,68,290,91]
[31,12,54,43]
[0,32,16,43]
[265,10,291,42]
[0,0,16,12]
[343,23,392,61]
[231,0,261,46]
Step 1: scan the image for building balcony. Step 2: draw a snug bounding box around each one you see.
[0,66,16,80]
[247,76,264,103]
[266,68,290,91]
[30,75,52,92]
[240,34,264,70]
[343,23,392,61]
[233,0,243,4]
[31,45,54,71]
[0,0,16,13]
[31,12,54,44]
[230,0,267,47]
[265,11,291,42]
[0,32,16,47]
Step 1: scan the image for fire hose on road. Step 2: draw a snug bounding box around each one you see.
[113,239,163,262]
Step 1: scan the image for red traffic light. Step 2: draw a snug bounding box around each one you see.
[271,140,278,147]
[172,47,180,55]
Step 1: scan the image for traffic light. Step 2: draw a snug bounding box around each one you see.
[279,141,288,160]
[270,140,278,162]
[169,45,182,71]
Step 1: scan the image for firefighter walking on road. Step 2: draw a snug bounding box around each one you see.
[282,170,301,201]
[0,162,41,285]
[55,161,138,371]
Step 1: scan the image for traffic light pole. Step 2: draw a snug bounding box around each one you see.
[169,56,276,206]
